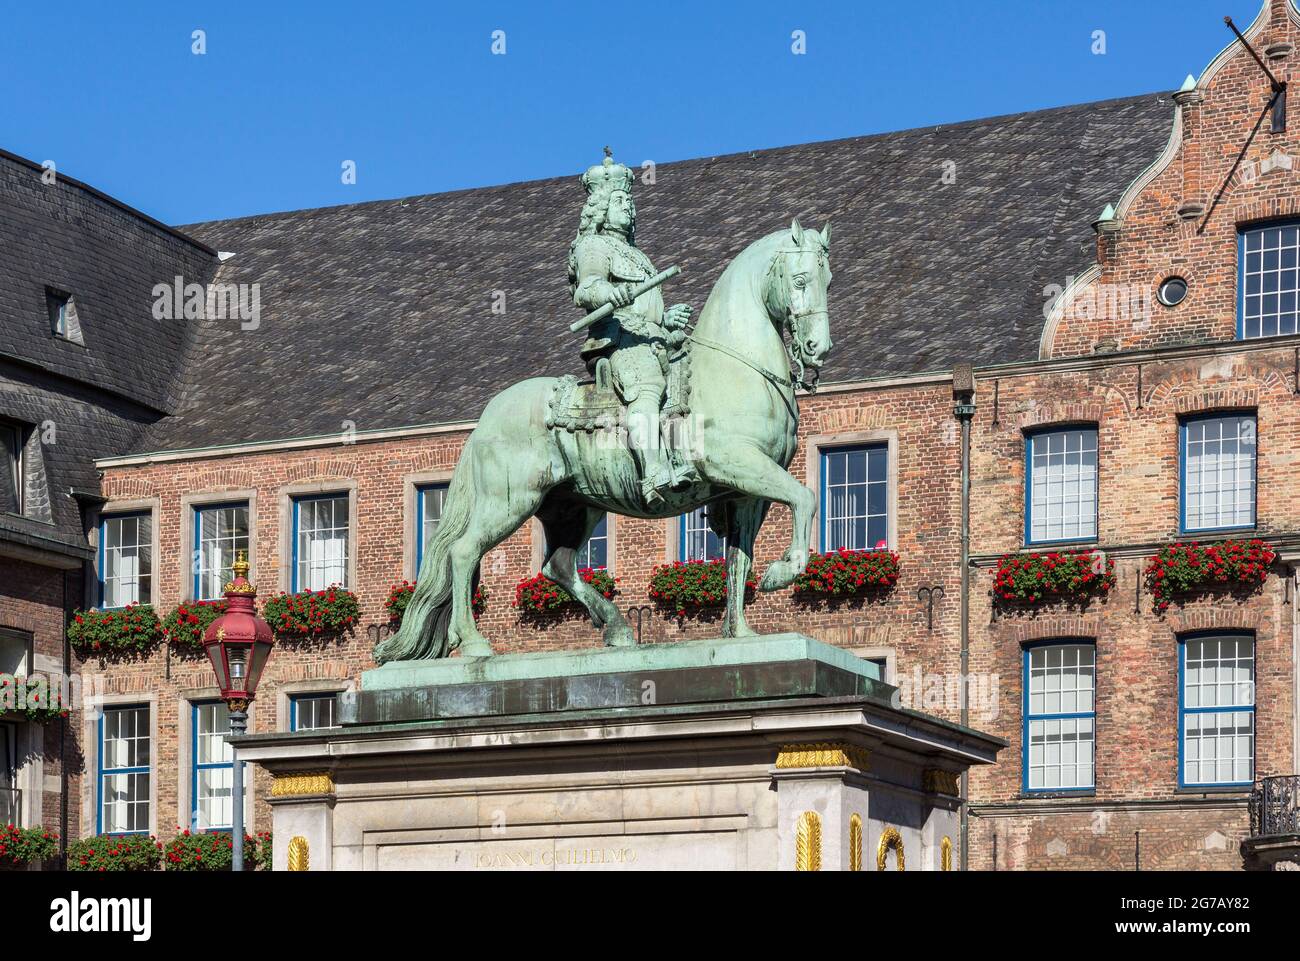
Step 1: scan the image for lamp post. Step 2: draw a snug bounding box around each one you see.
[201,550,274,871]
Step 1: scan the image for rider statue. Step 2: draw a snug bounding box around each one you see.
[568,149,697,508]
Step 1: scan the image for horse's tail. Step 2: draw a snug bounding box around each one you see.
[373,440,478,664]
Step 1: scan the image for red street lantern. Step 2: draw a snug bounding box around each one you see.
[202,550,274,709]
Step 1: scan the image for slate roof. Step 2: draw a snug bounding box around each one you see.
[132,92,1174,454]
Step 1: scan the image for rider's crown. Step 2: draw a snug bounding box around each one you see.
[581,148,634,197]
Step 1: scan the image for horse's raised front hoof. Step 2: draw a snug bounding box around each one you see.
[604,625,637,648]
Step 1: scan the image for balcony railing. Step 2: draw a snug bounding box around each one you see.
[0,788,19,826]
[1249,775,1300,837]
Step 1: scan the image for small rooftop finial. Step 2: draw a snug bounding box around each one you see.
[1180,73,1197,92]
[603,145,613,165]
[232,549,250,580]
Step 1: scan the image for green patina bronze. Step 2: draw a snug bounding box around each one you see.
[374,151,833,662]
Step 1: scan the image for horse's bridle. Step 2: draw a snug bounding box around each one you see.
[767,245,829,392]
[684,245,827,404]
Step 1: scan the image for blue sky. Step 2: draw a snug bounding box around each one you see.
[0,0,1273,224]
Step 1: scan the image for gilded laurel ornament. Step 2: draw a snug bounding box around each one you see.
[923,768,960,795]
[775,741,870,771]
[287,836,310,872]
[849,813,863,871]
[941,835,953,871]
[877,826,904,871]
[270,771,335,798]
[795,811,822,871]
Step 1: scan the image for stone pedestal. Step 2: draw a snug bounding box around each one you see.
[236,634,1002,871]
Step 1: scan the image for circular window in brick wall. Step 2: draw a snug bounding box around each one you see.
[1157,276,1188,307]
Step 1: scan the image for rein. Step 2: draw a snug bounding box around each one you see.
[685,330,794,389]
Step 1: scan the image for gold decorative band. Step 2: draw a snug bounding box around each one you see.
[923,768,961,796]
[795,811,822,871]
[271,771,335,798]
[775,742,870,771]
[287,836,310,872]
[877,825,905,871]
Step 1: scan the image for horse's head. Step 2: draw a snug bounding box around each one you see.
[765,219,833,391]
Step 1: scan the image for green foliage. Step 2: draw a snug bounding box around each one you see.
[388,579,485,622]
[994,550,1116,605]
[262,588,360,640]
[163,830,272,871]
[793,549,900,597]
[648,560,753,616]
[1146,539,1276,611]
[0,824,58,866]
[67,604,164,660]
[162,599,226,652]
[0,675,70,723]
[68,834,162,872]
[515,570,615,615]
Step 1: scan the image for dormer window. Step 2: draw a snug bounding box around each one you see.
[46,287,84,344]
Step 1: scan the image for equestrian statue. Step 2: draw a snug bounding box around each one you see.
[374,151,833,661]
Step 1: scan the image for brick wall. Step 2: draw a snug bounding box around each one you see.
[0,558,79,844]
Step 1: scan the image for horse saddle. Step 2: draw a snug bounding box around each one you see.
[546,346,692,433]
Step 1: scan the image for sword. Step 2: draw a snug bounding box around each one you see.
[568,265,681,333]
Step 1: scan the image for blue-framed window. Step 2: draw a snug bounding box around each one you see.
[1179,413,1256,533]
[1025,427,1097,545]
[415,484,448,572]
[1180,633,1255,788]
[1239,222,1300,338]
[99,512,153,608]
[680,506,726,562]
[191,701,235,831]
[292,493,350,591]
[193,502,249,600]
[98,705,150,834]
[1023,642,1095,793]
[290,692,341,732]
[819,444,888,551]
[577,514,609,570]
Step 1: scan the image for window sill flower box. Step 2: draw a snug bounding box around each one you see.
[1145,538,1276,612]
[993,549,1115,608]
[161,600,226,654]
[68,834,163,872]
[0,676,70,724]
[262,587,360,642]
[162,830,272,872]
[67,603,164,661]
[0,825,58,868]
[648,559,754,618]
[386,579,486,625]
[514,570,615,618]
[792,549,900,601]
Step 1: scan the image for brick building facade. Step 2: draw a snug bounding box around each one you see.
[6,0,1300,870]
